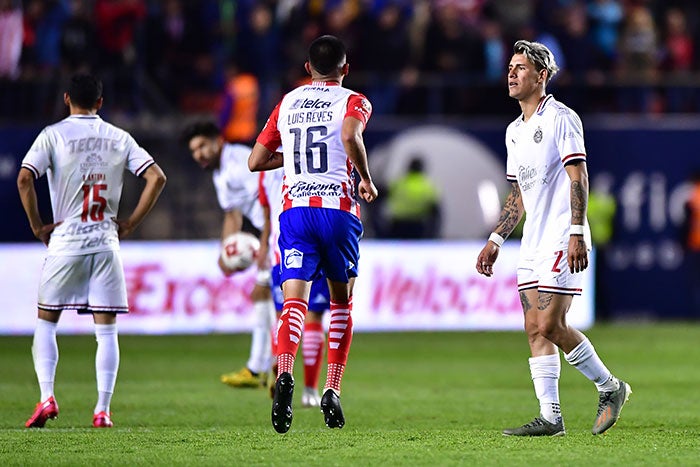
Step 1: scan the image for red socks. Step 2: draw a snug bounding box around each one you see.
[276,298,307,375]
[324,299,353,392]
[302,321,324,389]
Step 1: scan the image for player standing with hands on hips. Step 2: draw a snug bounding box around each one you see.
[18,73,166,428]
[249,35,377,433]
[476,40,631,436]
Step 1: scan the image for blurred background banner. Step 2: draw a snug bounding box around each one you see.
[0,240,593,335]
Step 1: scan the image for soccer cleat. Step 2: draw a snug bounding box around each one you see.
[25,396,59,428]
[320,389,345,429]
[301,387,321,408]
[502,416,566,436]
[271,372,294,433]
[592,380,632,435]
[220,367,267,388]
[93,411,113,428]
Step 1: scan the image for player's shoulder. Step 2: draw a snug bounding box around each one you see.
[541,95,580,120]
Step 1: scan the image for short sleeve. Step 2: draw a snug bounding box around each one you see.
[124,132,155,176]
[345,93,372,128]
[554,110,586,165]
[21,129,53,178]
[256,102,282,152]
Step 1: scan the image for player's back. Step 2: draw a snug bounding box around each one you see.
[275,82,361,213]
[22,115,154,255]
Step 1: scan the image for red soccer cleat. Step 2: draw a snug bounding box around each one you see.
[92,411,113,428]
[25,396,59,428]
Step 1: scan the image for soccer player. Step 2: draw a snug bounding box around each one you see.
[258,168,331,408]
[476,40,631,436]
[181,120,276,389]
[18,73,166,428]
[249,34,377,433]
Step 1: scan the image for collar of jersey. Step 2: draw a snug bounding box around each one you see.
[310,80,340,86]
[68,115,101,119]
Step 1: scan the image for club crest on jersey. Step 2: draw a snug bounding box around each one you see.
[533,127,543,143]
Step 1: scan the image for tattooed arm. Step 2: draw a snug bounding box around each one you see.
[476,182,524,277]
[565,160,589,273]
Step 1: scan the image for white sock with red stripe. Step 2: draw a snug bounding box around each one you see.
[324,299,353,394]
[302,321,324,389]
[276,298,308,377]
[94,323,119,414]
[32,318,58,401]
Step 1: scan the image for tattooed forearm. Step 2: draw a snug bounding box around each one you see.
[570,180,586,225]
[495,183,524,238]
[537,293,554,311]
[520,291,532,313]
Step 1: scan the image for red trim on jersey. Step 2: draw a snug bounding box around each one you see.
[562,153,586,164]
[258,172,269,207]
[345,93,372,128]
[309,196,323,208]
[536,94,553,113]
[517,280,539,290]
[283,188,293,210]
[539,285,583,295]
[256,102,282,153]
[339,182,351,211]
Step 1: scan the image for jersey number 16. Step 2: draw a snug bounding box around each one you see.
[290,125,328,174]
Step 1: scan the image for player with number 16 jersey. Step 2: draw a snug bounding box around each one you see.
[257,78,371,217]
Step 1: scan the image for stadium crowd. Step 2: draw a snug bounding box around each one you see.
[1,0,700,122]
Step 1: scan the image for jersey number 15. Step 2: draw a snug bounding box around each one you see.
[81,184,107,222]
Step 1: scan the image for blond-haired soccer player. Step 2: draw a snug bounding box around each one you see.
[249,35,377,433]
[18,73,166,428]
[476,40,631,436]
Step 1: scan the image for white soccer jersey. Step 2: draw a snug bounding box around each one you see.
[257,81,372,217]
[258,168,284,264]
[212,143,264,230]
[505,95,592,258]
[21,115,155,256]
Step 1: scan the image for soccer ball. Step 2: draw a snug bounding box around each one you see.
[220,232,260,271]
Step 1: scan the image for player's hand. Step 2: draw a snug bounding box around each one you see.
[567,235,588,273]
[476,241,500,277]
[113,217,137,239]
[358,179,378,203]
[34,221,62,246]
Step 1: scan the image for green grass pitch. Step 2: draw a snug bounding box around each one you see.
[1,324,699,466]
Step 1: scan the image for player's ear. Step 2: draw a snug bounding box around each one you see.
[95,96,104,111]
[304,61,312,76]
[341,63,349,76]
[64,92,70,107]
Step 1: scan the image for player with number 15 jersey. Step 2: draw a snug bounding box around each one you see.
[22,116,156,256]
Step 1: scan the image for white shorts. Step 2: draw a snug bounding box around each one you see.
[38,251,129,314]
[517,249,584,296]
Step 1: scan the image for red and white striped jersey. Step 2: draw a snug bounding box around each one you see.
[257,81,372,217]
[212,143,264,230]
[21,115,155,256]
[258,168,284,265]
[505,95,592,257]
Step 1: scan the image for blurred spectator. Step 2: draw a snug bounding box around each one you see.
[94,0,146,114]
[218,62,259,145]
[235,2,282,116]
[21,0,68,74]
[587,0,624,71]
[659,7,696,112]
[386,156,441,239]
[60,0,97,73]
[360,1,412,114]
[0,0,22,79]
[616,5,659,113]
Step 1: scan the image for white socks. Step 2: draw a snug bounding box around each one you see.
[32,319,59,401]
[94,323,119,414]
[247,299,275,374]
[529,354,561,424]
[564,337,620,392]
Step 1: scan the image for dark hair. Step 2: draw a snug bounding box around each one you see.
[67,73,103,109]
[408,157,425,173]
[180,120,221,146]
[308,35,346,75]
